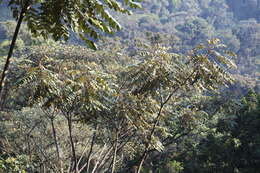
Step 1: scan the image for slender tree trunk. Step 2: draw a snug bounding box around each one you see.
[50,118,63,172]
[26,134,33,164]
[136,99,166,173]
[0,0,30,102]
[92,145,114,173]
[111,131,118,173]
[91,144,108,173]
[86,124,97,173]
[67,115,77,173]
[136,151,148,173]
[136,119,160,173]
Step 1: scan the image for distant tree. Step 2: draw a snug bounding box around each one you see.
[176,17,215,49]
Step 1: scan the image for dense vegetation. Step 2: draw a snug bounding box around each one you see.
[0,0,259,173]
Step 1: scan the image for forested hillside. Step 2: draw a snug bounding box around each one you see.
[117,0,260,76]
[0,0,259,173]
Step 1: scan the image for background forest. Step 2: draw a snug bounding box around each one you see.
[0,0,259,173]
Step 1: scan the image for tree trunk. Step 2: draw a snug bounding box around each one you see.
[86,124,97,173]
[111,131,118,173]
[136,151,148,173]
[0,0,30,102]
[67,115,77,173]
[50,118,63,172]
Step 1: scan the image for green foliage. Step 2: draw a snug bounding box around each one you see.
[2,0,142,49]
[112,0,260,81]
[176,17,215,47]
[0,0,259,172]
[181,90,260,173]
[0,155,29,173]
[0,19,57,60]
[0,38,236,172]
